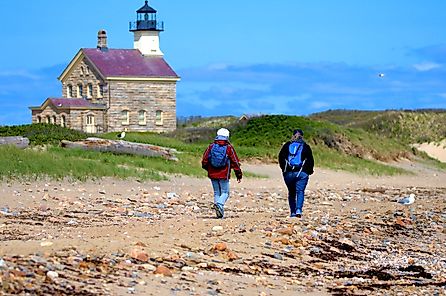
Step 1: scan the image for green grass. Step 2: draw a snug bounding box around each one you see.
[230,114,411,162]
[412,149,446,171]
[311,109,446,144]
[4,113,441,181]
[0,123,87,145]
[0,144,262,181]
[0,145,183,181]
[314,147,409,176]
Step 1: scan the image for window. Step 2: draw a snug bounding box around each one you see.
[86,115,96,133]
[138,110,146,125]
[37,116,41,123]
[155,110,163,126]
[86,67,90,75]
[67,85,73,98]
[121,110,129,125]
[52,115,57,124]
[87,84,93,98]
[98,84,104,98]
[61,115,66,127]
[46,116,51,124]
[86,115,94,125]
[77,84,83,98]
[80,67,85,76]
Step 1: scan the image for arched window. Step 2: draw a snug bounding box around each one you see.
[155,110,163,126]
[52,115,57,124]
[46,115,51,124]
[138,110,146,125]
[67,85,73,98]
[80,67,85,75]
[61,115,66,127]
[121,110,129,125]
[77,84,83,98]
[87,84,93,98]
[37,116,41,123]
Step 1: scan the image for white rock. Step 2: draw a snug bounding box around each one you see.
[127,287,135,294]
[141,264,156,271]
[181,266,195,272]
[46,271,59,280]
[40,241,54,247]
[212,226,223,232]
[167,192,178,199]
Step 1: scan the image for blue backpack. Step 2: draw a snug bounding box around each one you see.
[209,144,229,168]
[287,141,304,169]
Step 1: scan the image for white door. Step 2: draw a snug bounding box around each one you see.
[86,115,96,133]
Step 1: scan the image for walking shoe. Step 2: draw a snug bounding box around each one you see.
[295,209,302,218]
[213,203,224,219]
[290,214,302,218]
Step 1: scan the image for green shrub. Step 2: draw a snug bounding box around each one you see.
[1,114,430,181]
[0,124,87,146]
[311,109,446,144]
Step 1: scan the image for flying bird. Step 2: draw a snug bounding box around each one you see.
[378,73,385,78]
[117,131,126,139]
[398,193,415,205]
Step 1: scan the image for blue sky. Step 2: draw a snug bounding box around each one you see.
[1,0,445,125]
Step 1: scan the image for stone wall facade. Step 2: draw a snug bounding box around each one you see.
[68,110,107,133]
[32,107,68,126]
[61,59,108,106]
[107,80,177,133]
[31,107,106,134]
[33,56,177,134]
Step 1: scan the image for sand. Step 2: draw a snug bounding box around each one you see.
[413,139,446,163]
[0,162,445,295]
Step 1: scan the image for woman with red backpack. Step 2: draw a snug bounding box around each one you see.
[201,128,242,219]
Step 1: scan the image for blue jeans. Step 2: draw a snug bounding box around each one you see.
[211,179,230,208]
[283,171,309,216]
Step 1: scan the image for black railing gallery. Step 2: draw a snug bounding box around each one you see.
[129,20,164,31]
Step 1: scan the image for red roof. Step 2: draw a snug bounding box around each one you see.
[83,48,178,78]
[48,98,106,109]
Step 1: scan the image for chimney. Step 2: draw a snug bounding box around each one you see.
[97,29,108,51]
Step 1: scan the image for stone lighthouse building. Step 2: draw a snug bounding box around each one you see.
[30,1,179,133]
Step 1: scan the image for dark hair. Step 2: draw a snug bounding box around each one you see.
[293,129,304,136]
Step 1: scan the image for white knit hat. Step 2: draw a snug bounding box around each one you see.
[216,128,230,140]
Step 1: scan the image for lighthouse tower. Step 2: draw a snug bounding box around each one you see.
[129,1,164,56]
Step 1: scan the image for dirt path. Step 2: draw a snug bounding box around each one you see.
[1,163,445,295]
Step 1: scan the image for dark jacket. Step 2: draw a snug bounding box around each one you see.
[278,141,314,175]
[202,140,242,180]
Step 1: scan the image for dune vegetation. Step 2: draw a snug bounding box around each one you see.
[2,111,445,181]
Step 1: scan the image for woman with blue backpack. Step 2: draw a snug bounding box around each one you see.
[278,129,314,218]
[201,128,243,219]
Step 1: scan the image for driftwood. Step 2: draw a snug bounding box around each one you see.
[60,137,178,161]
[362,187,387,193]
[0,136,29,149]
